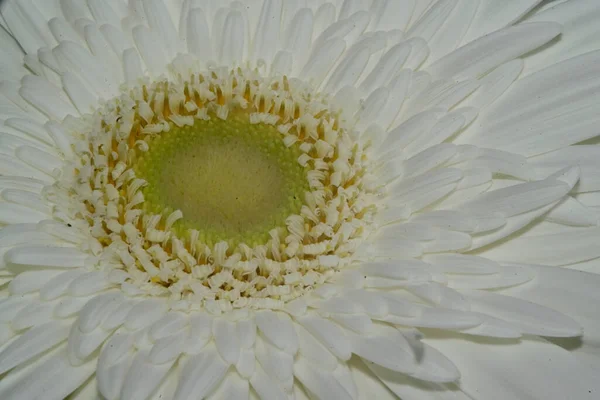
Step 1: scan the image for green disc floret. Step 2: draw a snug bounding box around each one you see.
[134,113,308,247]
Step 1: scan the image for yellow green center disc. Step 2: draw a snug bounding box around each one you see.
[134,113,308,247]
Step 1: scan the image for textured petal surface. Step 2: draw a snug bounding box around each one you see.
[0,1,599,400]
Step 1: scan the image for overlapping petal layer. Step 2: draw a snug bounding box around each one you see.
[0,1,599,399]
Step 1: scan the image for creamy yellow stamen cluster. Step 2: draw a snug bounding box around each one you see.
[55,67,379,312]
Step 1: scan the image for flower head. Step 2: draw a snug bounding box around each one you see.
[0,1,599,399]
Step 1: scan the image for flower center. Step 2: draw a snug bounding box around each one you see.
[56,67,379,312]
[135,115,307,247]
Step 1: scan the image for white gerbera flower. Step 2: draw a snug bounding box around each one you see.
[0,0,599,399]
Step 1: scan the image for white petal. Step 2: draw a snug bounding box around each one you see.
[329,313,373,335]
[297,314,352,360]
[367,342,460,384]
[402,143,457,179]
[53,296,90,319]
[100,331,135,367]
[53,41,114,99]
[123,47,144,84]
[132,25,167,77]
[1,348,95,400]
[374,69,412,129]
[300,38,346,86]
[87,0,120,27]
[252,0,282,64]
[378,108,444,157]
[343,289,388,318]
[312,3,336,40]
[77,292,122,333]
[423,229,472,253]
[236,318,256,349]
[255,336,294,387]
[121,350,175,400]
[149,312,188,341]
[461,289,582,337]
[295,323,338,371]
[457,178,570,217]
[502,264,600,348]
[255,311,298,354]
[457,313,522,339]
[294,355,355,400]
[98,349,134,400]
[125,299,169,331]
[173,345,229,400]
[97,332,135,400]
[0,176,45,193]
[0,320,70,375]
[460,59,523,110]
[15,146,63,176]
[0,153,54,183]
[208,370,249,400]
[315,295,364,314]
[362,260,431,281]
[353,356,467,400]
[19,74,78,120]
[186,8,212,61]
[446,265,534,290]
[143,0,181,60]
[40,270,86,300]
[219,10,246,65]
[68,323,114,363]
[408,283,470,311]
[426,336,600,400]
[1,1,53,55]
[235,348,256,379]
[249,363,289,400]
[102,301,134,331]
[407,0,459,43]
[100,24,133,57]
[332,359,359,399]
[61,70,98,114]
[68,271,113,296]
[424,0,478,63]
[83,24,123,88]
[4,118,53,145]
[149,330,186,364]
[480,227,600,267]
[43,120,74,157]
[325,43,371,94]
[349,323,417,374]
[384,303,482,330]
[474,50,600,156]
[285,8,313,75]
[427,22,561,80]
[212,318,240,365]
[463,0,544,44]
[523,0,600,75]
[532,145,600,193]
[188,312,213,343]
[5,246,89,269]
[8,269,62,295]
[370,0,414,32]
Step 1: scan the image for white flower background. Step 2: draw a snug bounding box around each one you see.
[0,0,600,399]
